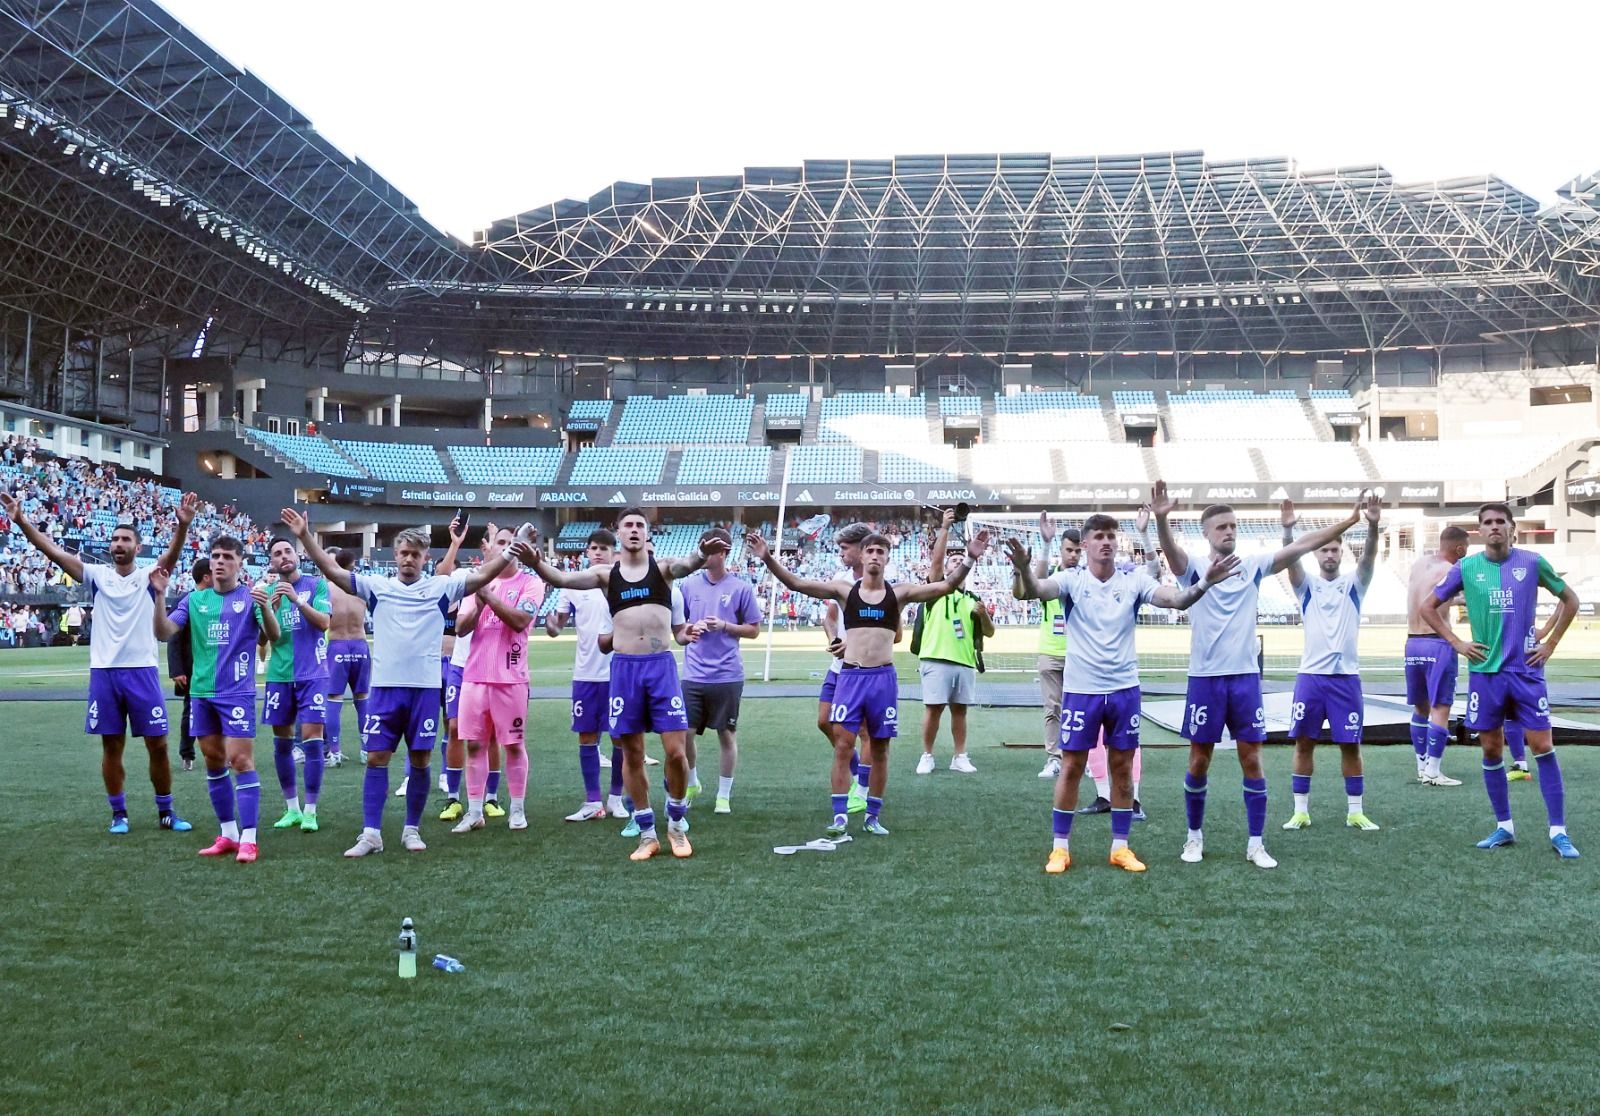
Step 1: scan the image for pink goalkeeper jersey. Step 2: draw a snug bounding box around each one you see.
[463,571,544,685]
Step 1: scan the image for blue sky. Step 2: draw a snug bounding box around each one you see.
[160,0,1599,242]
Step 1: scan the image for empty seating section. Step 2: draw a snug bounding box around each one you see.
[250,430,364,477]
[972,442,1055,484]
[554,521,601,550]
[1113,390,1157,412]
[335,440,448,482]
[1062,443,1149,484]
[1309,389,1357,413]
[448,446,562,485]
[1153,441,1258,481]
[568,400,613,423]
[569,447,665,485]
[1165,391,1316,440]
[678,446,771,485]
[992,392,1107,442]
[939,395,982,416]
[648,523,707,558]
[614,395,753,444]
[787,445,863,484]
[764,393,810,419]
[1364,438,1564,482]
[879,446,958,483]
[818,393,929,445]
[1257,443,1371,482]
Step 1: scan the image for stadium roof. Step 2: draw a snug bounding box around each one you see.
[421,152,1600,358]
[1,2,1596,364]
[0,0,470,348]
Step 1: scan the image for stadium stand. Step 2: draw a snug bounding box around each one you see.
[677,445,771,485]
[248,429,365,477]
[938,395,983,416]
[818,393,930,445]
[1365,437,1567,482]
[993,392,1109,442]
[567,400,614,423]
[554,521,601,550]
[614,395,754,444]
[786,445,864,484]
[1257,442,1373,482]
[1165,390,1317,441]
[334,440,448,483]
[1309,389,1358,413]
[879,446,959,483]
[971,442,1056,484]
[1113,390,1157,412]
[1153,441,1259,481]
[569,447,666,485]
[447,445,563,485]
[1062,443,1151,484]
[764,393,810,420]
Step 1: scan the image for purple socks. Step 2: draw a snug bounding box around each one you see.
[1426,723,1450,761]
[206,769,235,824]
[1505,722,1528,765]
[831,793,848,817]
[302,739,324,805]
[325,698,343,753]
[1291,774,1311,796]
[1344,775,1363,799]
[1183,776,1208,831]
[444,766,463,799]
[234,773,260,832]
[609,747,625,797]
[107,792,127,819]
[1242,778,1268,837]
[154,793,173,819]
[1482,760,1511,824]
[1408,716,1428,761]
[362,765,388,829]
[1535,750,1564,827]
[485,770,501,800]
[404,764,430,827]
[273,738,297,801]
[866,796,883,822]
[1110,807,1133,842]
[579,745,602,801]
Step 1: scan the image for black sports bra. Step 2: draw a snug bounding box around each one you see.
[844,581,898,631]
[606,558,671,615]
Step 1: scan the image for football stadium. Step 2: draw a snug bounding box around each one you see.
[2,2,1599,1112]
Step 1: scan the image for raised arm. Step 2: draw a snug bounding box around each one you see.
[1031,510,1054,580]
[1150,553,1241,610]
[434,516,471,576]
[1269,494,1363,575]
[519,535,605,591]
[663,533,724,581]
[462,548,512,595]
[900,531,989,604]
[150,566,180,641]
[0,491,84,582]
[1355,492,1381,590]
[930,508,955,576]
[156,492,198,574]
[280,506,354,595]
[1005,536,1048,601]
[1135,504,1162,579]
[745,531,848,603]
[1280,499,1306,591]
[1151,480,1189,578]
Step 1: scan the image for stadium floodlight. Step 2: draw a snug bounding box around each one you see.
[62,143,77,155]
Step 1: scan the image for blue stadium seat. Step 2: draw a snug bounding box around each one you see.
[613,395,754,444]
[249,429,365,477]
[448,446,563,485]
[677,446,771,485]
[569,447,666,485]
[335,440,448,482]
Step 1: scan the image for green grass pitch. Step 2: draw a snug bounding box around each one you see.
[2,663,1599,1113]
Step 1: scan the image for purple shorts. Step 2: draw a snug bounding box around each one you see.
[263,679,328,727]
[441,663,464,721]
[818,670,839,706]
[571,678,610,735]
[190,695,256,739]
[327,639,371,697]
[830,664,900,741]
[1288,673,1364,743]
[1466,672,1551,732]
[85,666,169,737]
[1060,686,1142,751]
[1404,636,1458,709]
[1183,673,1267,744]
[365,686,441,753]
[608,652,689,736]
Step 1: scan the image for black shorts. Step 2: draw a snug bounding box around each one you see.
[683,680,744,734]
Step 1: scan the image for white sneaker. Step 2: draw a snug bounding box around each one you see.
[915,753,936,775]
[1245,845,1278,870]
[509,804,528,831]
[565,801,607,822]
[644,754,660,766]
[1038,756,1061,779]
[393,777,408,798]
[451,812,485,835]
[606,794,630,819]
[1180,836,1204,864]
[1423,772,1463,787]
[400,825,427,851]
[950,754,977,774]
[326,751,345,768]
[343,830,384,858]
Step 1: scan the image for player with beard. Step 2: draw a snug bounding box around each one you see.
[1153,482,1363,869]
[747,527,988,838]
[323,548,370,768]
[525,508,718,861]
[260,536,331,833]
[1,489,198,834]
